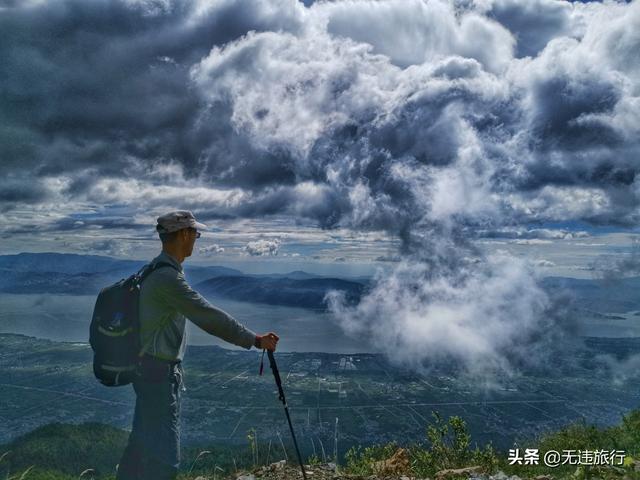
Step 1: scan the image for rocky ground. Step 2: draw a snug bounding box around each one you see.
[194,460,549,480]
[191,447,639,480]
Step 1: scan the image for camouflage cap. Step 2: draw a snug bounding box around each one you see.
[156,210,207,234]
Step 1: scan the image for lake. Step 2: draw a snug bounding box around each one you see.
[0,293,375,354]
[2,292,639,356]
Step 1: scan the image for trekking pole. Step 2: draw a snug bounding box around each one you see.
[267,350,308,480]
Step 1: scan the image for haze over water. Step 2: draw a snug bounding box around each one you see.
[0,293,375,354]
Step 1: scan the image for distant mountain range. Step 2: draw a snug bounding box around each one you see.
[1,252,639,313]
[0,252,244,296]
[196,275,366,310]
[0,252,368,310]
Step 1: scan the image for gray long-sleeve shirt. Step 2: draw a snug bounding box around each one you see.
[139,251,257,361]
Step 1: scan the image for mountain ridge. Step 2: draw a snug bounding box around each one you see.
[0,253,368,309]
[2,253,640,313]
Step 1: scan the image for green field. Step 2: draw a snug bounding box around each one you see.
[1,333,639,460]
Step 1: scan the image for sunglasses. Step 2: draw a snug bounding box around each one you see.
[187,228,201,238]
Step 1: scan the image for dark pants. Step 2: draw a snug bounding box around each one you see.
[116,356,184,480]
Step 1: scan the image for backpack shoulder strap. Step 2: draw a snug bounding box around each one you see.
[139,261,179,282]
[136,261,181,358]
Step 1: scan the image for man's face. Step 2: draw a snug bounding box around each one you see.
[181,227,200,257]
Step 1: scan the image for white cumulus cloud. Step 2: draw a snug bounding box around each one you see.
[244,238,281,256]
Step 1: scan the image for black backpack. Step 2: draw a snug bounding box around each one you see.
[89,261,177,386]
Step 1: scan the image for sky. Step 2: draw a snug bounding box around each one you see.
[1,0,639,376]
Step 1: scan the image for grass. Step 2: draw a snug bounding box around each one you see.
[3,410,640,479]
[343,409,640,479]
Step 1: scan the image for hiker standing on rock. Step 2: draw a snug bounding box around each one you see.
[116,210,279,480]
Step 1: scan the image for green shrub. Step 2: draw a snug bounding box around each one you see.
[344,413,498,478]
[344,441,399,475]
[409,412,497,477]
[499,409,640,479]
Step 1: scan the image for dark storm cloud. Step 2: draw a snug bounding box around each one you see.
[191,25,508,229]
[528,74,622,152]
[0,177,50,203]
[0,0,304,181]
[189,0,640,230]
[2,0,638,228]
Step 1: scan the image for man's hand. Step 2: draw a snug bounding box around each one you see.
[255,332,279,351]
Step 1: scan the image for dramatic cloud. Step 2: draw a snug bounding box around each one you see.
[3,0,638,228]
[1,0,638,377]
[327,252,574,377]
[0,0,305,187]
[324,0,515,71]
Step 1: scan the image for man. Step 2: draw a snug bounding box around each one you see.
[116,210,279,479]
